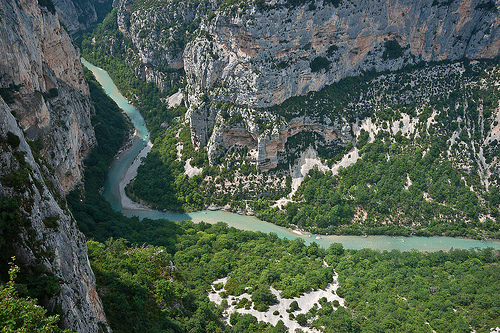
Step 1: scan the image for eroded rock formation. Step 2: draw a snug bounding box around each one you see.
[184,0,500,108]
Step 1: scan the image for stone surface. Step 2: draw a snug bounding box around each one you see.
[184,0,500,108]
[52,0,112,33]
[0,0,110,331]
[0,0,96,192]
[0,101,109,332]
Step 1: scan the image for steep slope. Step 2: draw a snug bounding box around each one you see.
[182,0,500,160]
[0,102,109,332]
[0,0,95,192]
[185,0,500,108]
[82,0,500,237]
[0,0,110,331]
[53,0,113,33]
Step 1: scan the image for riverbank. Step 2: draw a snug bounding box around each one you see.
[85,58,500,252]
[118,138,152,210]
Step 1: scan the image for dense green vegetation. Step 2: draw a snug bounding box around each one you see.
[0,259,71,332]
[76,203,500,333]
[72,22,500,333]
[334,247,500,333]
[130,121,208,211]
[259,134,500,238]
[74,186,500,333]
[254,61,500,238]
[86,223,338,332]
[81,68,131,193]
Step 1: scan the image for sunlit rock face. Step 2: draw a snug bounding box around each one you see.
[181,0,500,169]
[184,0,500,108]
[0,0,110,331]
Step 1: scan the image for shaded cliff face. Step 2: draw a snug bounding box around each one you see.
[0,101,109,332]
[184,0,500,108]
[53,0,113,33]
[0,0,96,192]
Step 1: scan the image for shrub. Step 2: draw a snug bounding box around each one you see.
[310,57,331,72]
[296,313,308,326]
[383,40,403,60]
[6,132,20,149]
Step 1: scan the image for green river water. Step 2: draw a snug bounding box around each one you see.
[82,58,500,251]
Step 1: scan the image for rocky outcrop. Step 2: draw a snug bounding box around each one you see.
[113,0,223,91]
[206,111,352,170]
[0,101,109,332]
[184,0,500,108]
[134,63,183,93]
[115,0,222,69]
[256,118,352,171]
[0,0,96,192]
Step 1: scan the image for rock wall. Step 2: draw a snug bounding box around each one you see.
[184,0,500,108]
[181,0,500,169]
[0,0,110,331]
[115,0,222,69]
[0,0,96,192]
[0,100,109,332]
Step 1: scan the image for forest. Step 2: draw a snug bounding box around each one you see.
[57,64,500,333]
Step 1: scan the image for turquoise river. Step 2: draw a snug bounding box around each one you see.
[82,59,500,252]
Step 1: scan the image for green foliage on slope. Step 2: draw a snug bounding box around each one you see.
[79,210,500,333]
[70,68,500,332]
[0,259,72,333]
[253,61,500,239]
[130,122,208,212]
[333,247,500,333]
[82,68,131,194]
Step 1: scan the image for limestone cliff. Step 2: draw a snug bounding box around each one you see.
[0,0,96,192]
[115,0,221,69]
[181,0,500,169]
[0,101,109,332]
[53,0,113,33]
[184,0,500,108]
[0,0,110,331]
[112,0,223,91]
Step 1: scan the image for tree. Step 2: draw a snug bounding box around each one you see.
[0,258,71,332]
[251,286,277,312]
[295,313,308,326]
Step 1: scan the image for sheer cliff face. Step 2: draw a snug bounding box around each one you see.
[115,0,222,69]
[0,103,108,332]
[184,0,500,108]
[0,0,109,331]
[180,0,500,168]
[0,0,95,192]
